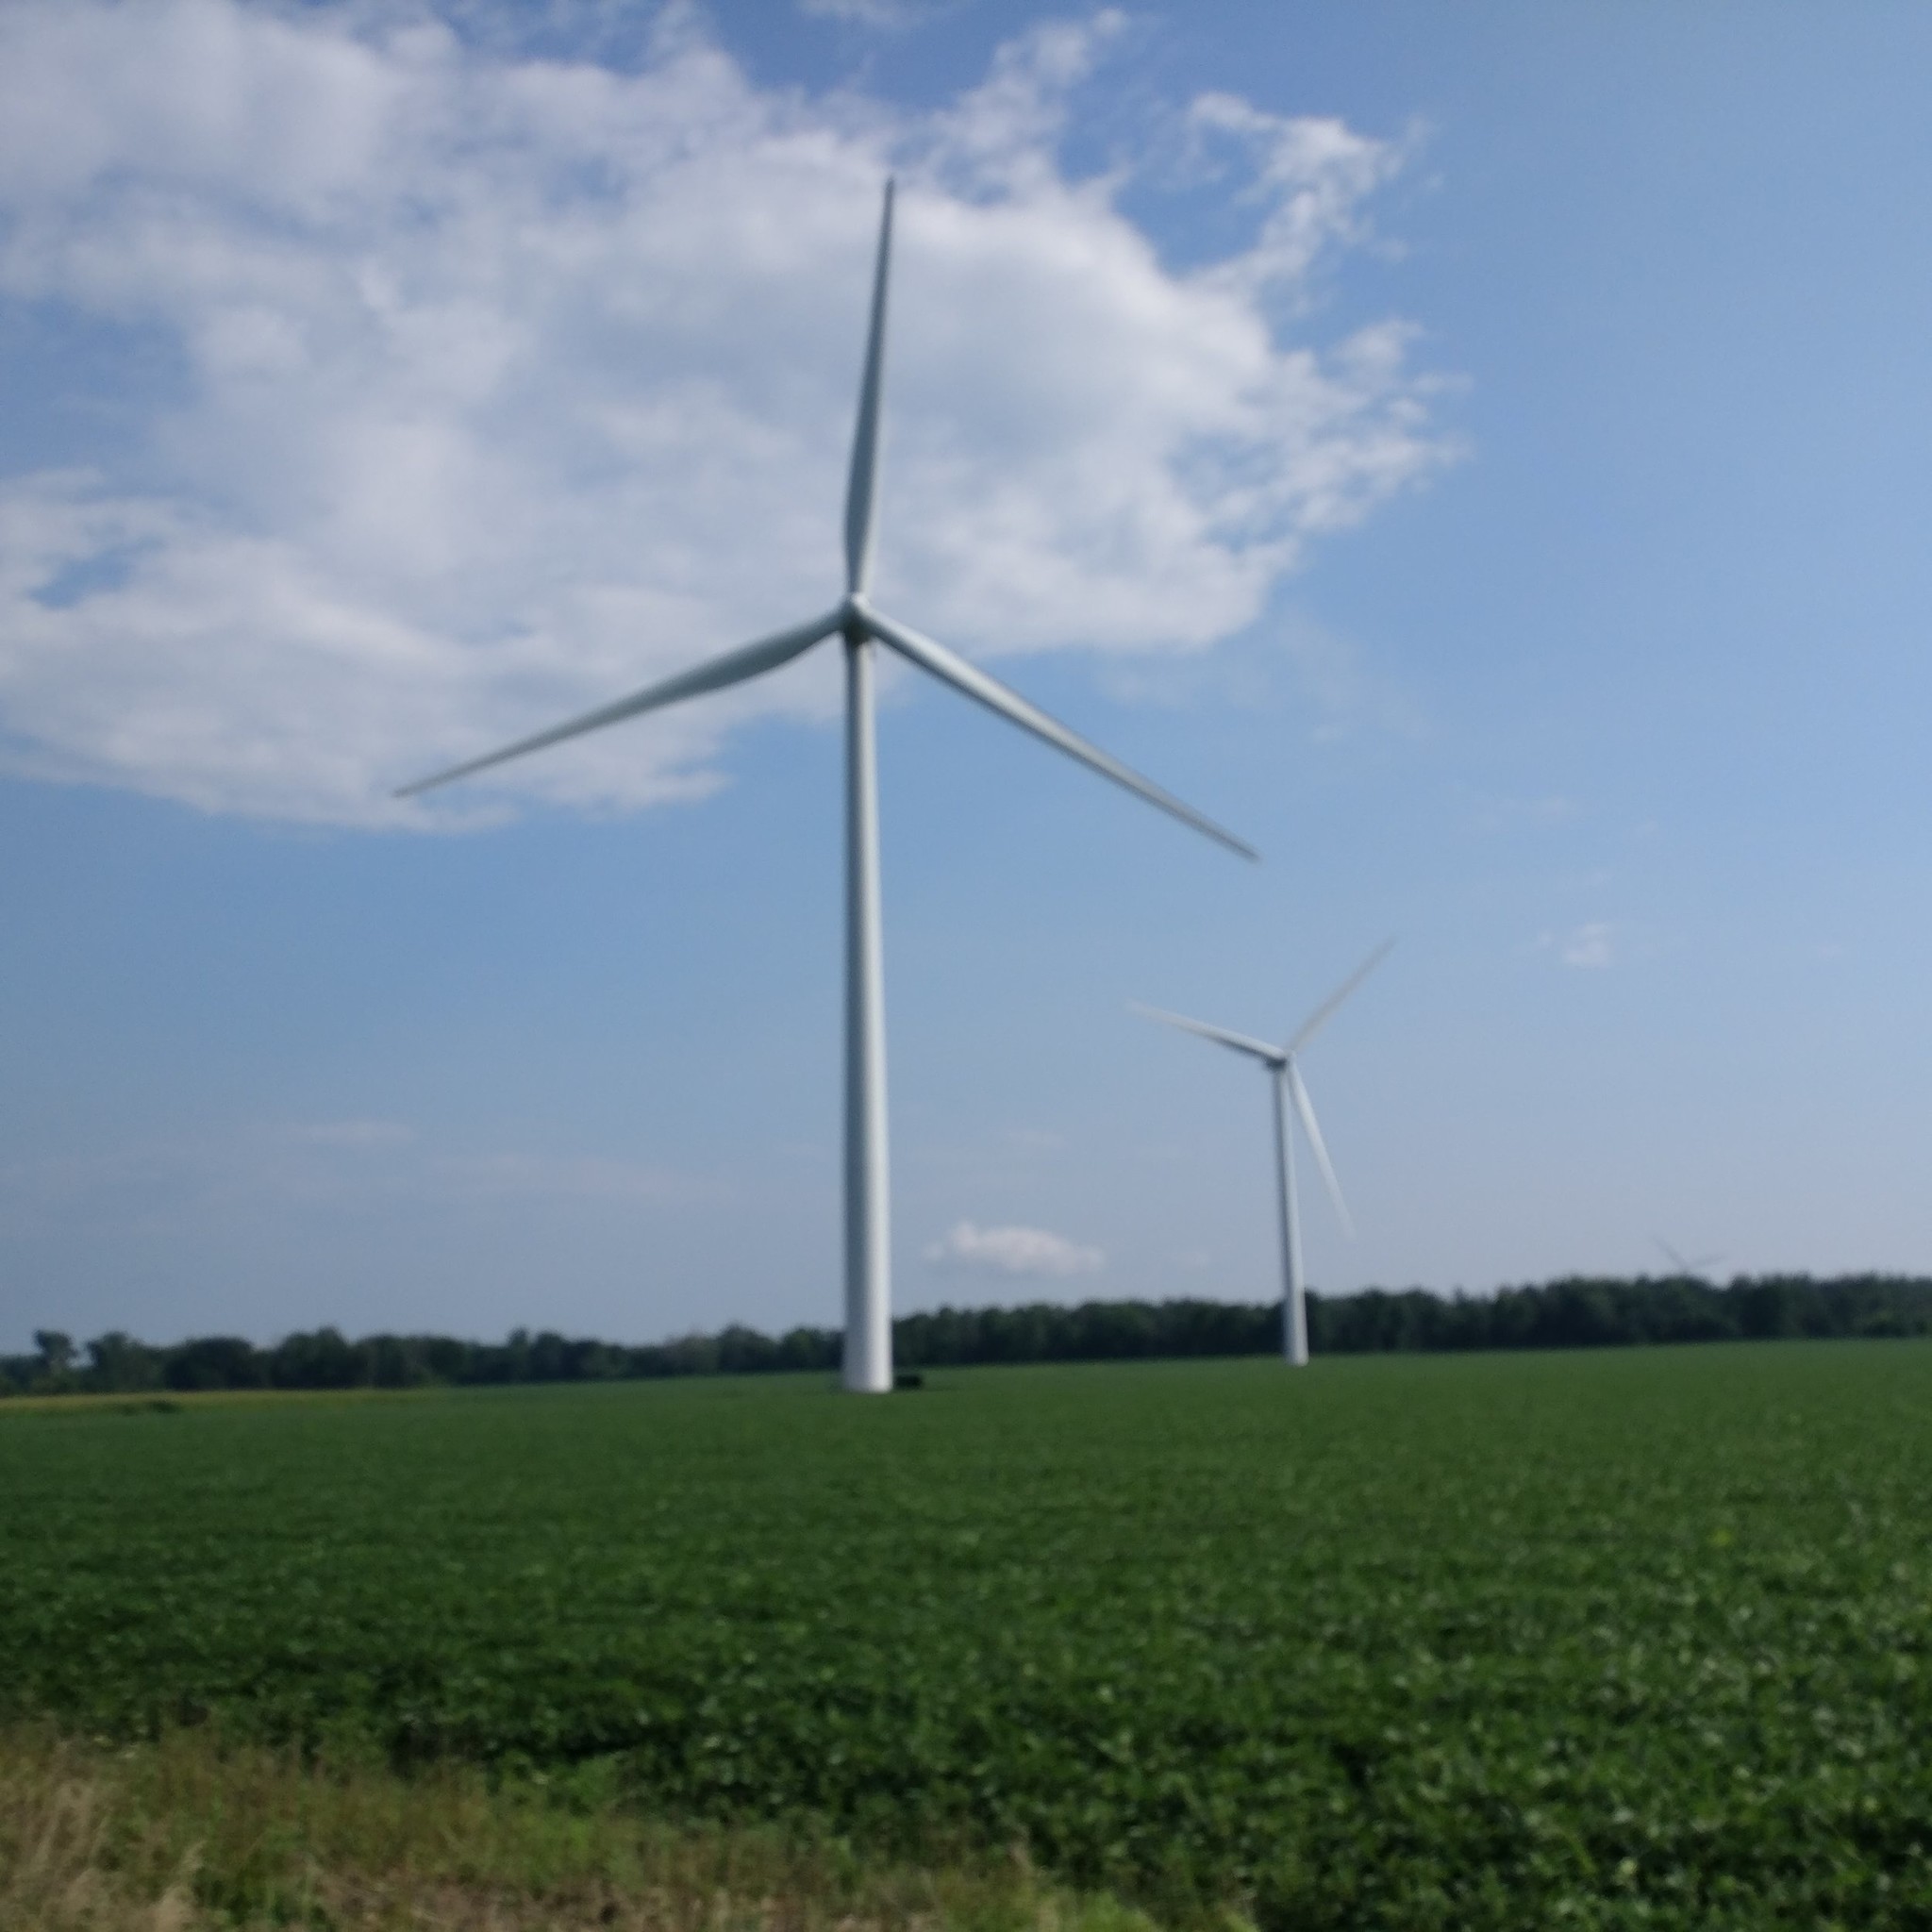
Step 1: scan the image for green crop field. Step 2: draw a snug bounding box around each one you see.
[4,1343,1930,1928]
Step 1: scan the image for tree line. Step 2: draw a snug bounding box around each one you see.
[6,1274,1932,1398]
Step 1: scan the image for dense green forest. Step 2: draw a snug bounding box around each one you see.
[6,1274,1931,1397]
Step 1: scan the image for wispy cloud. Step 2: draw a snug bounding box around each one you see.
[1471,792,1579,834]
[924,1219,1104,1277]
[799,0,944,28]
[429,1151,710,1205]
[0,1124,719,1223]
[0,1,1451,825]
[1097,606,1428,740]
[1186,91,1406,294]
[280,1119,416,1149]
[1542,921,1615,970]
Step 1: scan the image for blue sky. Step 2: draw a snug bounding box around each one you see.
[3,0,1929,1351]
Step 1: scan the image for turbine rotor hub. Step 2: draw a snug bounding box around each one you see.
[840,591,874,641]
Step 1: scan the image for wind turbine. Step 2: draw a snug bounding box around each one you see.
[396,180,1255,1393]
[1133,940,1392,1366]
[1653,1238,1724,1281]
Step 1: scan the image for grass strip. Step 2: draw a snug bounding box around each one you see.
[0,1724,1166,1932]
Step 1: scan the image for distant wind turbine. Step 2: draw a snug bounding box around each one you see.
[1134,941,1393,1366]
[397,180,1255,1393]
[1653,1238,1724,1281]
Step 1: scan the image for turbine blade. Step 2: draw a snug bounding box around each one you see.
[843,179,894,599]
[1653,1236,1690,1274]
[1129,1002,1283,1065]
[1287,1058,1353,1239]
[394,608,842,798]
[1287,937,1396,1054]
[861,607,1257,860]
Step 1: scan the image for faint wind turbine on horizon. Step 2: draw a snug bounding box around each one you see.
[396,179,1257,1394]
[1654,1238,1725,1281]
[1133,940,1392,1367]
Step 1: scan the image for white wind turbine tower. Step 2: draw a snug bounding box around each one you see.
[1134,941,1393,1367]
[397,181,1256,1393]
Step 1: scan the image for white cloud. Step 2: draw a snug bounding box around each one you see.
[1547,921,1615,969]
[0,0,1451,825]
[1186,92,1405,293]
[924,1218,1104,1277]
